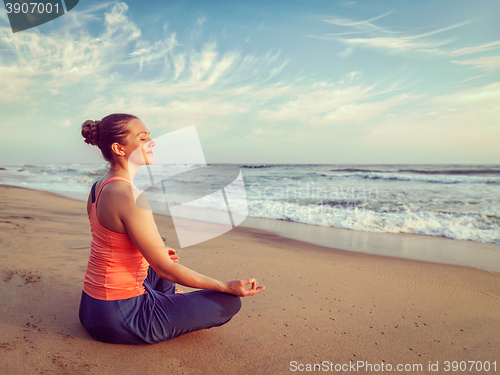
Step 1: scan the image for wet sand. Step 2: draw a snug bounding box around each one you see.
[0,185,499,374]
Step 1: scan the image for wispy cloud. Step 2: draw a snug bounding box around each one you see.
[246,127,283,139]
[339,21,471,53]
[103,3,141,43]
[257,81,413,126]
[315,13,485,58]
[448,41,500,56]
[362,82,500,152]
[342,35,447,52]
[0,2,142,83]
[308,93,419,126]
[56,2,115,33]
[164,99,248,118]
[197,17,206,27]
[337,46,354,58]
[421,41,500,56]
[0,8,9,24]
[456,74,492,83]
[130,34,178,70]
[322,11,394,34]
[451,56,500,71]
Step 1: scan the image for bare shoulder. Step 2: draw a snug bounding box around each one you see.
[101,180,151,211]
[97,180,131,211]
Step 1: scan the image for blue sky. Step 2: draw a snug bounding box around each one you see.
[1,0,499,164]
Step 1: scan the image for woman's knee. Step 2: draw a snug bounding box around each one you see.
[222,293,242,318]
[232,295,242,315]
[199,290,242,319]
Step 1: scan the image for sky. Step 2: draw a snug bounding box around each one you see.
[0,0,499,165]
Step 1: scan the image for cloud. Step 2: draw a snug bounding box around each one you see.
[457,74,492,83]
[322,11,394,34]
[448,41,500,56]
[0,8,8,24]
[361,82,500,152]
[420,40,500,57]
[308,93,419,126]
[451,56,500,72]
[258,85,374,122]
[337,47,354,58]
[129,34,178,70]
[116,44,287,99]
[103,3,140,42]
[123,50,239,96]
[56,2,115,33]
[0,65,32,101]
[432,81,500,108]
[246,128,283,138]
[0,1,290,111]
[191,17,206,39]
[0,2,289,133]
[223,84,293,100]
[316,14,483,58]
[0,2,145,84]
[197,17,206,27]
[257,82,413,126]
[61,119,71,127]
[337,22,472,53]
[189,44,218,82]
[342,35,447,52]
[164,100,249,118]
[339,71,361,84]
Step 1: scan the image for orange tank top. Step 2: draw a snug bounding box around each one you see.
[83,177,149,300]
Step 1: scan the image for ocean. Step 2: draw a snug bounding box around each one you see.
[1,163,499,246]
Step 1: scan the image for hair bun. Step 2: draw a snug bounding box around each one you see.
[81,120,100,146]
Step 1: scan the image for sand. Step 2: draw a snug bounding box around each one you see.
[0,184,499,374]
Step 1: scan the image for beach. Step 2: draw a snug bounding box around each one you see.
[0,184,499,374]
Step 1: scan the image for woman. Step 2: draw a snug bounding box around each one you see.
[79,113,264,345]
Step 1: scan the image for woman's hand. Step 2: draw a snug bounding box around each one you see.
[224,278,265,297]
[167,247,179,262]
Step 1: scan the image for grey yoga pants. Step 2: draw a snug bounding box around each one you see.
[79,266,241,344]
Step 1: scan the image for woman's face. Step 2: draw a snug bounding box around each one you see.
[123,119,156,166]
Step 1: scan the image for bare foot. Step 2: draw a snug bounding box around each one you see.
[175,288,184,294]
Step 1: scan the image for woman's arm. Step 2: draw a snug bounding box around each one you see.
[115,183,264,297]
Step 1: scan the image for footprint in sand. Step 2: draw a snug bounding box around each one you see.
[3,269,41,284]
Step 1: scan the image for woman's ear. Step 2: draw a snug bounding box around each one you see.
[111,142,126,156]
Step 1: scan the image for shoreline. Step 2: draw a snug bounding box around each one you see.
[2,182,500,274]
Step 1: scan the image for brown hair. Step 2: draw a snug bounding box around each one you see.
[81,114,138,163]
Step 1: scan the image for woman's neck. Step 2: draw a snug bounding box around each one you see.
[108,159,141,183]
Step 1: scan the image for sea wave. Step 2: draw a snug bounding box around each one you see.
[325,171,500,184]
[398,168,500,175]
[2,163,499,245]
[245,199,500,245]
[240,164,278,169]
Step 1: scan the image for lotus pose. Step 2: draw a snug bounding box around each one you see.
[79,113,264,344]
